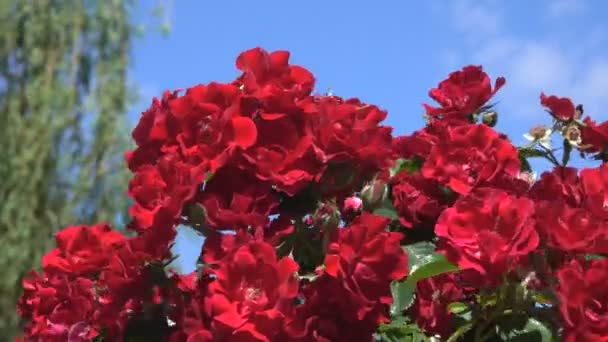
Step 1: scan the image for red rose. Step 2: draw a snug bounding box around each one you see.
[540,93,576,121]
[127,90,180,171]
[128,154,207,232]
[309,96,393,176]
[531,165,608,254]
[197,167,279,231]
[286,276,380,342]
[435,188,538,283]
[18,272,99,341]
[240,115,324,196]
[422,124,521,194]
[324,213,408,322]
[41,223,125,276]
[581,117,608,153]
[204,240,299,341]
[580,163,608,220]
[556,258,608,342]
[392,122,447,160]
[235,47,315,106]
[423,65,505,123]
[534,201,608,254]
[528,167,583,207]
[409,273,464,338]
[391,172,448,228]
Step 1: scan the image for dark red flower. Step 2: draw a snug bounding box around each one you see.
[197,167,279,231]
[435,188,538,282]
[422,124,521,194]
[556,258,608,342]
[391,172,448,228]
[204,240,299,341]
[324,213,408,322]
[286,276,381,342]
[540,93,576,121]
[409,273,464,338]
[424,65,505,122]
[41,223,126,277]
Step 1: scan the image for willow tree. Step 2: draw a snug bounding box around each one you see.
[0,0,147,335]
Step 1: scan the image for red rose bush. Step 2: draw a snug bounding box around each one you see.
[17,47,608,341]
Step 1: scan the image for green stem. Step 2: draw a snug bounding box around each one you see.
[447,323,474,342]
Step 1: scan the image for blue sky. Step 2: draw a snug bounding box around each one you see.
[129,0,608,272]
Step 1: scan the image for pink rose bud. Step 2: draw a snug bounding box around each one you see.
[344,196,363,212]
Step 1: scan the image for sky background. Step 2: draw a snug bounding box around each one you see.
[129,0,608,273]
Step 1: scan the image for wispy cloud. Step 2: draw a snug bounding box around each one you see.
[547,0,587,18]
[441,0,608,122]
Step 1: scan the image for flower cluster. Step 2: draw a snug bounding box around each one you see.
[17,48,608,341]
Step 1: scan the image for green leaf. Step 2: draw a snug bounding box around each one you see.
[373,199,399,220]
[390,157,423,177]
[498,318,555,342]
[390,242,459,314]
[376,317,432,342]
[518,147,546,158]
[390,279,416,316]
[447,302,469,315]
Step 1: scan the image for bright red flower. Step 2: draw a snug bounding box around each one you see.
[435,188,538,282]
[239,114,324,196]
[540,93,576,121]
[324,213,407,323]
[409,273,464,338]
[204,240,299,341]
[421,124,521,194]
[534,201,608,254]
[128,154,207,232]
[41,223,126,277]
[309,96,393,175]
[17,272,99,341]
[235,47,315,106]
[127,90,180,171]
[556,258,608,342]
[531,165,608,254]
[580,163,608,220]
[424,65,505,122]
[528,167,583,207]
[581,117,608,153]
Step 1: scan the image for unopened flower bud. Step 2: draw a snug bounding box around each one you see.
[481,111,498,127]
[575,104,584,119]
[343,196,363,212]
[361,179,388,210]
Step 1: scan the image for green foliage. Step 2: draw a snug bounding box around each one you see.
[390,242,458,316]
[0,0,160,336]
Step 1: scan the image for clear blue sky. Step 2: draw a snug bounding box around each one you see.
[129,0,608,273]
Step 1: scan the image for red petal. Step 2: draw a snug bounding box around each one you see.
[231,117,258,148]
